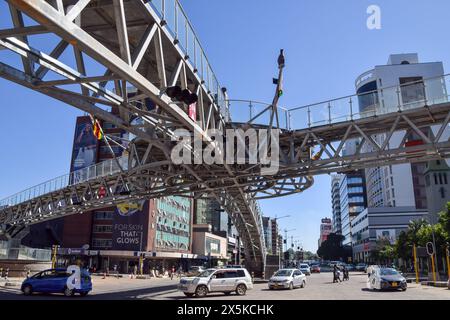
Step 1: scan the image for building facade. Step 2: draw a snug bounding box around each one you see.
[351,207,427,263]
[424,160,450,222]
[331,175,343,234]
[355,53,449,209]
[339,171,367,247]
[318,218,332,247]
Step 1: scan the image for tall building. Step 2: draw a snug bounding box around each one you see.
[262,217,273,254]
[331,175,343,234]
[355,53,449,209]
[424,160,450,222]
[339,171,367,247]
[318,218,332,247]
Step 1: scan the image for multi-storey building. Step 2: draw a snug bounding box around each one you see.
[351,207,427,263]
[355,53,449,209]
[318,218,332,247]
[339,171,367,247]
[331,175,343,234]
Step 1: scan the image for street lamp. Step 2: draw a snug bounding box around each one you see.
[284,229,296,267]
[271,215,290,269]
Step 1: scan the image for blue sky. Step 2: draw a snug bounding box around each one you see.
[1,1,450,252]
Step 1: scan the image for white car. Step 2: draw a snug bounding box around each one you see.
[268,269,307,290]
[367,267,407,291]
[298,263,311,276]
[178,268,253,298]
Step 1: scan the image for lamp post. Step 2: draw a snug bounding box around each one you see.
[271,215,290,269]
[284,229,296,267]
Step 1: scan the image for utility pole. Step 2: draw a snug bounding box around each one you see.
[271,215,290,269]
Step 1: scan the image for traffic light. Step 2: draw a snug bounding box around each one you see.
[166,86,198,105]
[426,242,435,256]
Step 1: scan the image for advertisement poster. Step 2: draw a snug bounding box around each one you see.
[70,116,98,175]
[112,201,149,251]
[375,229,396,245]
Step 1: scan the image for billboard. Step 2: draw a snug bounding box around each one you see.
[111,201,149,251]
[70,116,98,173]
[375,229,396,245]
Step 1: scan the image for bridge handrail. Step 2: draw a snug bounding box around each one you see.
[0,156,128,208]
[147,0,227,119]
[229,73,450,130]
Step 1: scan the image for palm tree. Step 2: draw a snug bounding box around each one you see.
[407,219,429,245]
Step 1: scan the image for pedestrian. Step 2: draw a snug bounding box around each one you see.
[343,266,349,281]
[170,265,175,280]
[333,265,341,283]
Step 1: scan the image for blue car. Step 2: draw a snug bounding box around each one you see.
[21,268,92,297]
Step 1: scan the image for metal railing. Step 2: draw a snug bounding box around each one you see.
[0,156,129,208]
[229,73,450,130]
[148,0,228,119]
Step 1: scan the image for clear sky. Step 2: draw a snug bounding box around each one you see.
[1,0,450,252]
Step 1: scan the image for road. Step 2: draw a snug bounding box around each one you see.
[0,272,448,300]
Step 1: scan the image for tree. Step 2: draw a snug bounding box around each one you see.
[370,238,395,264]
[394,231,411,261]
[438,202,450,241]
[317,233,346,261]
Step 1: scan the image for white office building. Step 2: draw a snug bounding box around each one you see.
[354,53,450,209]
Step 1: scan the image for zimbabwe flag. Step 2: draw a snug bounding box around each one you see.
[91,116,103,140]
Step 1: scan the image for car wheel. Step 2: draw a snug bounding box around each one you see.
[288,282,294,290]
[301,281,306,288]
[401,287,407,292]
[236,284,247,296]
[195,285,208,298]
[22,285,32,296]
[64,287,75,297]
[184,293,194,297]
[79,291,89,297]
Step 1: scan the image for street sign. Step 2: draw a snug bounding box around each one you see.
[426,242,435,256]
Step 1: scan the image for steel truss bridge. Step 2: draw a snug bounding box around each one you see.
[1,0,450,274]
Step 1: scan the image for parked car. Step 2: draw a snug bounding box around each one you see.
[268,269,306,290]
[298,263,311,275]
[345,264,356,271]
[355,263,367,272]
[186,266,206,277]
[21,268,92,297]
[367,267,407,291]
[178,268,253,298]
[310,264,321,273]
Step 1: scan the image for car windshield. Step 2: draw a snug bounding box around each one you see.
[198,269,216,277]
[300,264,309,268]
[379,268,399,276]
[274,270,293,277]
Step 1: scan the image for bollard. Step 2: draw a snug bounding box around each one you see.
[26,269,30,279]
[0,267,3,279]
[5,268,9,281]
[251,272,254,282]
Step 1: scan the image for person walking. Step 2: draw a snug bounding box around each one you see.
[333,265,340,283]
[343,266,349,281]
[170,266,175,280]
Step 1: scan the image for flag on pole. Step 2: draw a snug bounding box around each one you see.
[89,115,103,140]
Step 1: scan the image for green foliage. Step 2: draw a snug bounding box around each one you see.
[317,233,350,261]
[389,202,450,260]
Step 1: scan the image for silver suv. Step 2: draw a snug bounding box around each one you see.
[178,268,253,298]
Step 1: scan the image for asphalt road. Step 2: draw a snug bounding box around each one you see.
[0,272,448,300]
